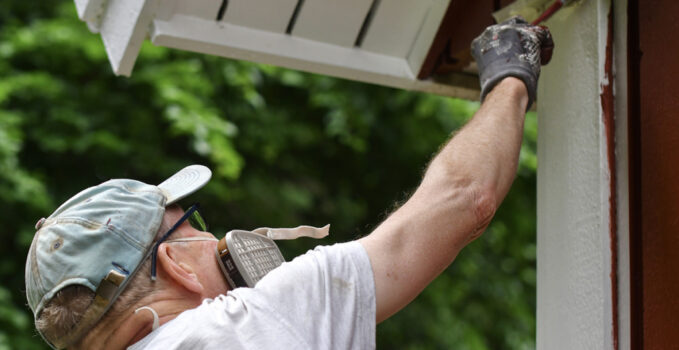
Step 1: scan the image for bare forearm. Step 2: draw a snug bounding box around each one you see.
[384,77,527,260]
[421,77,529,226]
[361,15,551,322]
[360,77,528,322]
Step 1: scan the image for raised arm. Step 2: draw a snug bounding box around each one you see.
[358,18,553,323]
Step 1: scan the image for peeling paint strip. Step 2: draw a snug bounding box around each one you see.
[600,2,619,349]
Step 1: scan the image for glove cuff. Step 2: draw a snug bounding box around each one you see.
[479,64,537,111]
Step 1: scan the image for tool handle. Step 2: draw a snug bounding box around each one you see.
[531,0,564,25]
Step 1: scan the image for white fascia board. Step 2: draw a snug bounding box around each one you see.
[150,15,479,99]
[99,0,157,76]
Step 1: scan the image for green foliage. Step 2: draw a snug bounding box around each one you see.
[0,1,537,349]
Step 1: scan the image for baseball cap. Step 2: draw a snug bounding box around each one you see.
[25,165,211,348]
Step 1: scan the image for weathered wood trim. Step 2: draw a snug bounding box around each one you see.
[629,0,679,348]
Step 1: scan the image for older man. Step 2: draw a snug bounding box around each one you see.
[26,18,552,349]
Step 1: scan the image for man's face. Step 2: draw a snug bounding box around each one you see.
[162,206,230,298]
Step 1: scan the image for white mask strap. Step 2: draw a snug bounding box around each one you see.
[165,237,219,243]
[134,306,160,331]
[252,224,330,240]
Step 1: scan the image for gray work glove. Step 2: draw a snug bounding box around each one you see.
[471,17,554,110]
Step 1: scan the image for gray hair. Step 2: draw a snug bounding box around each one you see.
[34,209,176,348]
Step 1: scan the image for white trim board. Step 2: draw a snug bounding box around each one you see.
[99,0,157,75]
[536,0,627,348]
[80,0,480,99]
[151,14,479,99]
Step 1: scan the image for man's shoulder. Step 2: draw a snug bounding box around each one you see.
[128,241,376,350]
[128,292,309,350]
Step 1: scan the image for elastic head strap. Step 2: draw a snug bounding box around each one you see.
[165,237,218,243]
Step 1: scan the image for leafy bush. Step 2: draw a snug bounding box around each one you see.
[0,2,537,349]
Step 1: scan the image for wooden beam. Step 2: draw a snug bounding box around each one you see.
[417,0,499,79]
[405,0,453,81]
[631,0,679,348]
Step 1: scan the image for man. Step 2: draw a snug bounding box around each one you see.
[25,18,553,349]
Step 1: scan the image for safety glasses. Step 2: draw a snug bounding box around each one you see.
[150,203,208,281]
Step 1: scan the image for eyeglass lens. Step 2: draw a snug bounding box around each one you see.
[188,209,207,231]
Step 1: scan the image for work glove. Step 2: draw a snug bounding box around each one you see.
[471,17,554,110]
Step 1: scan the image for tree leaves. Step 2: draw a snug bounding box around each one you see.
[0,1,538,349]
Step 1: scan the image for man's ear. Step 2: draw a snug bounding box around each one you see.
[156,243,204,294]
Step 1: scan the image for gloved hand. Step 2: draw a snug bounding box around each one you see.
[471,17,554,109]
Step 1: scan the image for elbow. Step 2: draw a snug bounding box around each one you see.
[466,185,498,241]
[416,168,500,242]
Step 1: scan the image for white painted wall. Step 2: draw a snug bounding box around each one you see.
[536,0,627,348]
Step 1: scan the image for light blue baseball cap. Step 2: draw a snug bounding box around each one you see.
[25,165,211,348]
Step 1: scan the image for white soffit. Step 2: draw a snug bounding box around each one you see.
[173,0,223,20]
[223,0,299,33]
[291,0,375,47]
[361,0,433,57]
[77,0,479,99]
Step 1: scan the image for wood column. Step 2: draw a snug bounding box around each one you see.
[628,0,679,348]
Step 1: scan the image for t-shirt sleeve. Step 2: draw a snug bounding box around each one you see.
[240,241,376,349]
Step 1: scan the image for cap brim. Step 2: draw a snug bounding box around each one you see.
[157,165,212,205]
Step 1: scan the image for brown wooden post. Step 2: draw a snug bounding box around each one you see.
[628,0,679,348]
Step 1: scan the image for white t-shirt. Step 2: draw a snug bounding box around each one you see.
[128,242,376,350]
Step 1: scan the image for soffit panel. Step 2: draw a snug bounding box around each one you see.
[76,0,485,99]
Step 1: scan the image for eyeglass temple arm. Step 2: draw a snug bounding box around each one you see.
[150,204,200,281]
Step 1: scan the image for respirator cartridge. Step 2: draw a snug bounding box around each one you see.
[215,225,330,289]
[216,230,284,288]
